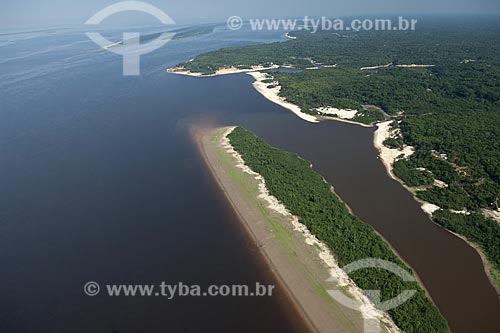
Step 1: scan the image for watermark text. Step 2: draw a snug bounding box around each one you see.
[228,16,418,32]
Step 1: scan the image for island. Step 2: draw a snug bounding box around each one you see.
[197,126,448,332]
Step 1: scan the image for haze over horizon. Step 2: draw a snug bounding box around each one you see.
[1,0,500,28]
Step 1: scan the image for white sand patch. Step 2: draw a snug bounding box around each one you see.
[373,121,415,180]
[361,63,434,71]
[374,122,473,218]
[450,209,471,215]
[396,64,434,68]
[249,73,374,127]
[481,209,500,225]
[247,72,319,123]
[317,107,358,119]
[167,64,279,77]
[421,203,440,216]
[433,179,449,188]
[373,121,452,219]
[360,63,392,71]
[222,127,400,333]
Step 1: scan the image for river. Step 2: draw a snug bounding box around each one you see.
[1,23,499,332]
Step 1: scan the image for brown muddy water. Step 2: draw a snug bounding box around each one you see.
[212,73,500,333]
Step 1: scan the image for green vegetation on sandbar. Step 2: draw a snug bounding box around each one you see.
[228,127,448,333]
[178,19,500,284]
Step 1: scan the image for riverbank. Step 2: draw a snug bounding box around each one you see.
[172,63,500,297]
[167,65,279,77]
[247,72,375,127]
[373,120,415,181]
[373,123,500,293]
[196,126,400,333]
[246,72,381,128]
[247,72,319,123]
[372,121,443,217]
[171,63,442,217]
[168,65,379,126]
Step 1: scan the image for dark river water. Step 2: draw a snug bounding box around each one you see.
[1,24,499,332]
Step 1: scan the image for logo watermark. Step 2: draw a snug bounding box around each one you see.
[327,258,417,333]
[83,281,275,299]
[85,1,176,76]
[227,16,244,31]
[85,258,416,332]
[227,16,418,33]
[83,281,100,296]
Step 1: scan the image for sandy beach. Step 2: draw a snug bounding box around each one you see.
[168,65,377,126]
[196,126,400,333]
[361,63,435,71]
[373,121,415,180]
[169,63,463,223]
[247,72,378,128]
[396,64,435,68]
[167,65,279,77]
[316,107,358,119]
[482,208,500,225]
[360,63,392,71]
[170,52,500,330]
[372,121,446,218]
[174,63,438,221]
[247,72,319,123]
[373,125,500,293]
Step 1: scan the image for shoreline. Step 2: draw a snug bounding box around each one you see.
[373,120,415,181]
[437,220,500,295]
[167,65,280,77]
[196,126,399,333]
[246,72,319,123]
[171,63,500,295]
[194,126,316,332]
[246,71,376,128]
[167,65,377,127]
[317,115,373,128]
[373,122,500,293]
[168,64,444,215]
[372,121,441,217]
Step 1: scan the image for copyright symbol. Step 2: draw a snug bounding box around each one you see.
[84,281,100,296]
[227,16,243,30]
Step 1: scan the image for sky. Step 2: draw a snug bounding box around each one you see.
[1,0,500,28]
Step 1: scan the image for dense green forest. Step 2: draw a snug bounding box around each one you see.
[178,19,500,281]
[228,127,448,333]
[433,210,500,285]
[180,20,500,73]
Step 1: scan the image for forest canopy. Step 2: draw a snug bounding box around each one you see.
[228,127,449,332]
[181,18,500,290]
